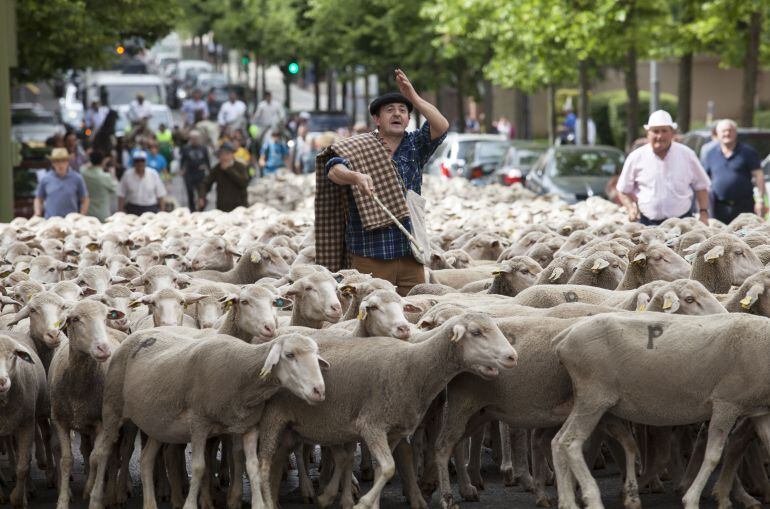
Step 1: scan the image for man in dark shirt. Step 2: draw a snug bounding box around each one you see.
[179,130,211,211]
[703,119,766,224]
[199,142,251,212]
[324,69,449,295]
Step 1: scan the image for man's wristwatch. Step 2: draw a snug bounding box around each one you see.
[699,210,708,216]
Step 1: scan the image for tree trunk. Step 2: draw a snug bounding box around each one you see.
[363,71,370,127]
[677,52,693,133]
[313,61,321,111]
[261,60,267,101]
[578,60,589,145]
[284,73,291,110]
[547,84,556,144]
[741,10,762,127]
[327,69,335,111]
[341,78,348,115]
[456,70,465,133]
[624,45,640,150]
[482,78,494,133]
[351,69,358,123]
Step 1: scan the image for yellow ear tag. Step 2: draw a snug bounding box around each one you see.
[225,300,234,309]
[637,305,647,312]
[740,296,753,309]
[54,320,62,329]
[662,298,673,310]
[357,309,367,320]
[259,367,271,379]
[492,270,502,276]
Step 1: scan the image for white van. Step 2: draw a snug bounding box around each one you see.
[86,73,167,108]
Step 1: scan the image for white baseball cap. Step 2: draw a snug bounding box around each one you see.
[644,110,678,130]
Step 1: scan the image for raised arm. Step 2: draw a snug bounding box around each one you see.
[395,69,449,140]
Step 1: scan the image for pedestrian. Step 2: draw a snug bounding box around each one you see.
[85,100,109,133]
[290,124,313,174]
[317,68,449,296]
[34,148,90,219]
[198,142,250,212]
[702,118,766,224]
[259,131,290,176]
[252,91,285,131]
[616,110,711,226]
[495,116,512,138]
[179,130,211,211]
[181,90,209,126]
[80,150,118,222]
[230,132,253,172]
[127,93,152,124]
[117,150,166,215]
[699,124,719,165]
[155,122,174,163]
[574,117,597,146]
[217,91,247,130]
[145,141,168,175]
[64,131,88,172]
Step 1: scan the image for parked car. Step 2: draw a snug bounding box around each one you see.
[424,133,508,182]
[168,60,213,107]
[85,72,166,109]
[303,111,352,135]
[681,128,770,177]
[525,145,625,203]
[495,141,548,186]
[11,103,66,145]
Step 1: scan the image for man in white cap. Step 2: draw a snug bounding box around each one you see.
[616,110,711,226]
[117,149,166,215]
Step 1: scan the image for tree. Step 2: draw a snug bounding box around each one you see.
[14,0,181,83]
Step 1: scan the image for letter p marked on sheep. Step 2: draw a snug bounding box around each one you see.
[647,325,663,350]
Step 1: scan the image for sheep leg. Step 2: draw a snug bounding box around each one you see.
[732,475,762,509]
[9,424,33,509]
[242,429,265,509]
[317,445,351,508]
[295,443,315,503]
[340,444,357,509]
[394,440,427,509]
[227,435,244,509]
[533,428,557,507]
[354,431,396,509]
[359,443,374,482]
[682,402,741,509]
[257,418,292,509]
[747,414,770,501]
[139,437,162,509]
[513,428,534,490]
[38,418,56,489]
[164,444,186,509]
[743,441,770,501]
[710,418,757,509]
[220,436,232,488]
[666,426,687,485]
[200,443,215,509]
[637,426,672,493]
[677,422,707,495]
[467,426,485,490]
[80,433,93,480]
[53,420,72,509]
[182,433,209,509]
[116,424,138,505]
[553,399,613,509]
[601,416,641,509]
[499,422,514,486]
[85,415,122,509]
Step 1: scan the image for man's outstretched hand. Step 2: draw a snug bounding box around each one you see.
[395,69,419,102]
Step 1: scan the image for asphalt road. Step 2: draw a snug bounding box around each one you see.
[3,438,726,509]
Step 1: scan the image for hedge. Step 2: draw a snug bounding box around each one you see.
[590,90,678,149]
[755,110,770,128]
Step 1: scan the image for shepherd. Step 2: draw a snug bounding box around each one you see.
[315,69,449,296]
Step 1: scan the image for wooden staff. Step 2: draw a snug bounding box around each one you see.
[371,194,424,253]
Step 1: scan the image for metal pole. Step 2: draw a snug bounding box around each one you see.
[0,0,17,222]
[650,60,660,114]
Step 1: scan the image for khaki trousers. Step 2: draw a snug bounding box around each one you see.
[350,254,425,297]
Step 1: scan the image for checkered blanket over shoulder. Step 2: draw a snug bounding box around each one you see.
[315,131,410,271]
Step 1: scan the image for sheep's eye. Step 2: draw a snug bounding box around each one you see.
[367,305,378,312]
[471,329,482,337]
[736,250,744,256]
[520,269,529,275]
[153,255,159,260]
[30,308,37,314]
[656,255,663,261]
[217,246,224,250]
[70,316,80,323]
[685,296,695,303]
[305,286,313,292]
[48,267,56,273]
[285,352,295,360]
[240,299,249,305]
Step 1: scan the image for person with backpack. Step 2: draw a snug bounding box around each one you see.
[259,130,290,176]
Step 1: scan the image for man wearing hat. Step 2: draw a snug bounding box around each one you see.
[198,142,250,212]
[316,69,449,295]
[616,110,711,226]
[117,150,167,215]
[34,147,90,218]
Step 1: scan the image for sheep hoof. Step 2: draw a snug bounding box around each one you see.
[623,495,642,509]
[470,477,485,491]
[535,494,552,507]
[459,484,479,501]
[517,474,535,492]
[502,466,515,486]
[440,494,455,509]
[419,481,436,499]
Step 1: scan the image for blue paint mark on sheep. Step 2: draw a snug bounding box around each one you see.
[132,337,157,358]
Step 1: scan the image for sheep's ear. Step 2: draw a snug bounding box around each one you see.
[332,273,344,283]
[250,250,262,264]
[218,293,238,309]
[662,292,680,313]
[106,309,125,320]
[272,297,291,308]
[417,319,434,330]
[0,270,12,278]
[81,287,97,297]
[632,252,647,266]
[110,276,130,285]
[163,253,179,260]
[227,247,243,258]
[403,303,421,314]
[683,242,701,254]
[450,324,466,343]
[184,293,207,305]
[260,341,282,378]
[704,245,724,263]
[741,283,765,309]
[86,242,100,251]
[176,274,192,288]
[357,302,369,321]
[21,267,30,274]
[445,256,457,267]
[684,253,697,264]
[130,276,144,287]
[7,304,30,327]
[490,240,500,248]
[548,267,564,281]
[591,258,609,273]
[14,347,34,364]
[338,284,356,295]
[318,356,330,370]
[561,225,573,234]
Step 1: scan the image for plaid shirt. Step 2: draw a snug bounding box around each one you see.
[325,121,446,260]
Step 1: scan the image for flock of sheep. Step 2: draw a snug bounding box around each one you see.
[1,173,770,509]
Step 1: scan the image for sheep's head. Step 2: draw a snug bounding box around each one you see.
[490,256,542,296]
[568,251,626,290]
[357,290,419,340]
[260,333,328,404]
[8,291,68,348]
[647,279,727,315]
[733,269,770,317]
[416,302,465,331]
[28,255,76,284]
[0,335,35,397]
[282,272,342,324]
[461,234,506,261]
[190,237,240,271]
[690,234,763,293]
[220,284,287,342]
[63,300,124,362]
[247,245,291,279]
[132,288,206,328]
[441,312,517,377]
[622,242,690,289]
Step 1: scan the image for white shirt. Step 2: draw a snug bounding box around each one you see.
[128,100,153,122]
[252,100,285,128]
[217,99,247,126]
[117,168,167,206]
[616,142,711,220]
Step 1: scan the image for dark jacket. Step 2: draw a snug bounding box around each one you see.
[199,161,250,211]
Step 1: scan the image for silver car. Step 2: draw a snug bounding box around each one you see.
[425,133,508,181]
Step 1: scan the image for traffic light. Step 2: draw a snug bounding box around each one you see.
[241,53,250,66]
[287,61,300,75]
[116,45,125,55]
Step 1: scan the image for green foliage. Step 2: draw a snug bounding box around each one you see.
[14,0,181,83]
[590,91,625,146]
[755,110,770,129]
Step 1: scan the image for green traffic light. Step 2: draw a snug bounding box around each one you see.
[288,62,299,74]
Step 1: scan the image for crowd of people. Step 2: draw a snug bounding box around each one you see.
[34,89,347,221]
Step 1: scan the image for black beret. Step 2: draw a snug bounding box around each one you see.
[369,93,414,116]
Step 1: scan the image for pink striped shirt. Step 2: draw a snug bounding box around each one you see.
[616,142,711,220]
